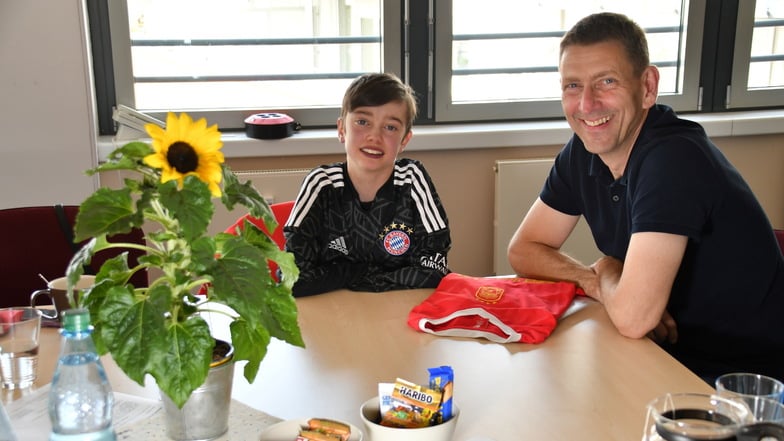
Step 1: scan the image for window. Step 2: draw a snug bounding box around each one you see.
[92,0,782,135]
[104,0,398,131]
[729,0,784,109]
[434,0,705,122]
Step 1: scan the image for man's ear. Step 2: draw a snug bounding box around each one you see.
[641,65,660,109]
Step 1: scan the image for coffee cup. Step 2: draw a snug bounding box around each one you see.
[30,275,95,320]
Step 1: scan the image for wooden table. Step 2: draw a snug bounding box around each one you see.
[11,289,713,440]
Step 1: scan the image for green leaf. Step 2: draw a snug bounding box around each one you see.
[257,284,305,348]
[94,251,137,286]
[189,236,216,275]
[158,177,213,242]
[208,236,270,324]
[229,319,270,384]
[80,280,115,353]
[87,142,153,175]
[110,141,154,162]
[75,187,142,241]
[92,283,214,408]
[147,315,213,408]
[97,284,166,385]
[211,236,304,346]
[66,240,94,288]
[220,165,274,228]
[239,222,300,291]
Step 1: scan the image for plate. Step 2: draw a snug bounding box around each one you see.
[259,418,363,441]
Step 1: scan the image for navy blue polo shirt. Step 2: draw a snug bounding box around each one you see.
[541,104,784,380]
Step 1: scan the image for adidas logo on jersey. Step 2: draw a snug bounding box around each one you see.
[328,236,348,255]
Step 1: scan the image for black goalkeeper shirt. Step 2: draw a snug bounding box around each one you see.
[284,158,451,296]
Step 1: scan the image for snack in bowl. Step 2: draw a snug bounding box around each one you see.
[381,378,443,428]
[296,418,351,441]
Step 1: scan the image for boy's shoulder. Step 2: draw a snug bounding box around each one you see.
[305,162,346,182]
[395,157,421,166]
[394,158,432,178]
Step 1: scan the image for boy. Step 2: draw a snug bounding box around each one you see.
[284,73,451,297]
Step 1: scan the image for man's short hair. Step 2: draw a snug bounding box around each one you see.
[340,72,418,135]
[560,12,650,76]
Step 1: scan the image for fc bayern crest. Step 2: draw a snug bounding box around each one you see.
[383,230,411,255]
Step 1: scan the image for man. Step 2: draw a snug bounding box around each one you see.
[507,12,784,382]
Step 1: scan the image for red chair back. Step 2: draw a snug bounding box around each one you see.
[224,201,295,281]
[775,229,784,253]
[224,200,294,250]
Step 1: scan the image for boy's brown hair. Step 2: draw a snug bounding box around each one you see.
[340,72,418,136]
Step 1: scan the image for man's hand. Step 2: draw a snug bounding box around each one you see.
[647,309,678,344]
[588,255,623,304]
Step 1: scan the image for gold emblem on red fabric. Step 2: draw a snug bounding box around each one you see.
[475,286,504,304]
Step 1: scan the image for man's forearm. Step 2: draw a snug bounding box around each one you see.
[508,240,598,294]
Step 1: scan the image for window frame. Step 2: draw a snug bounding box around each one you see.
[728,0,784,109]
[91,0,783,137]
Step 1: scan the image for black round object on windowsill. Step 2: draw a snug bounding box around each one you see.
[244,113,301,139]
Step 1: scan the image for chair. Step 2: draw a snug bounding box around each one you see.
[224,201,294,281]
[198,201,294,295]
[224,200,294,250]
[775,229,784,253]
[0,205,148,308]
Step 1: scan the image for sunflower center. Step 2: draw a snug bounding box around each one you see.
[166,141,199,174]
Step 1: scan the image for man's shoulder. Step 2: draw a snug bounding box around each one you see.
[644,104,707,139]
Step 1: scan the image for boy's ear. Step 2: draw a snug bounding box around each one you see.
[336,117,345,142]
[399,130,413,153]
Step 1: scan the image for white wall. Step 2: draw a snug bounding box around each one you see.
[0,0,98,209]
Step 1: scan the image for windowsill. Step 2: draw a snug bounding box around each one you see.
[97,109,784,162]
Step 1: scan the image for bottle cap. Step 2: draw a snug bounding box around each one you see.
[61,308,92,332]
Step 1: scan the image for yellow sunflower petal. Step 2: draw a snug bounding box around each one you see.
[143,152,167,169]
[145,123,165,141]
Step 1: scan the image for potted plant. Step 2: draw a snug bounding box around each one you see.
[64,112,304,420]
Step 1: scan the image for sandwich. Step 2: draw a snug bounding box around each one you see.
[296,418,351,441]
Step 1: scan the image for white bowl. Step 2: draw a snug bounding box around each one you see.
[359,397,459,441]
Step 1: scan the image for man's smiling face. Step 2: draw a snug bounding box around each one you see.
[559,40,657,168]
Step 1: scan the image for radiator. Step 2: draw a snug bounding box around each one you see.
[493,159,600,275]
[209,168,311,235]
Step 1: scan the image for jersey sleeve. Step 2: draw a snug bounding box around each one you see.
[283,166,357,297]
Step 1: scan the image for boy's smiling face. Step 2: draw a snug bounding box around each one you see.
[338,100,412,176]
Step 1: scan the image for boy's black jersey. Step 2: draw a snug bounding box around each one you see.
[284,158,451,296]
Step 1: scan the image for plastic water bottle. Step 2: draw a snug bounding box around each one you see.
[48,309,116,441]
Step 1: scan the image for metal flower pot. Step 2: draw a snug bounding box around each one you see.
[160,340,234,441]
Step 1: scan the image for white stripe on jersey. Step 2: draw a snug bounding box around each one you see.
[393,162,447,233]
[287,166,344,227]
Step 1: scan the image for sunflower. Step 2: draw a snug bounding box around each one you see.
[143,112,225,197]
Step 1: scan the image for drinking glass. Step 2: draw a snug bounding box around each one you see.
[642,393,752,441]
[0,307,42,389]
[716,372,784,420]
